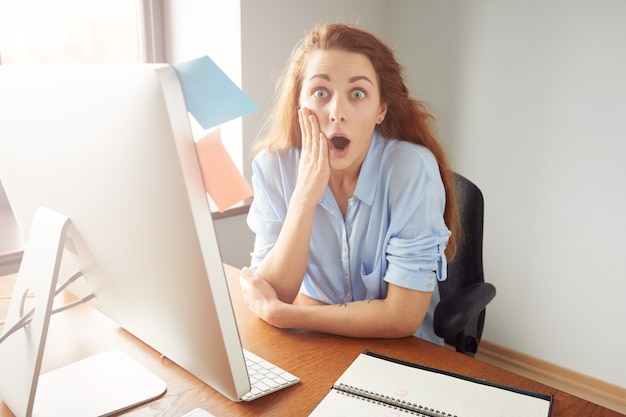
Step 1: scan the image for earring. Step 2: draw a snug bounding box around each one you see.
[377,117,384,124]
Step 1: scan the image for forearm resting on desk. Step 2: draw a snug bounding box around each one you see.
[239,268,431,338]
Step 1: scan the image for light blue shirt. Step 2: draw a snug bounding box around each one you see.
[247,131,451,344]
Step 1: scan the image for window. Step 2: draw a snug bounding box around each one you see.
[0,0,155,65]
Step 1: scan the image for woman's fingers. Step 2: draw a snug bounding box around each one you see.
[318,130,328,166]
[299,108,311,152]
[300,108,325,159]
[295,108,330,204]
[305,110,329,169]
[308,112,319,155]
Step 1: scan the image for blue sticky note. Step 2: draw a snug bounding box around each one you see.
[173,56,257,129]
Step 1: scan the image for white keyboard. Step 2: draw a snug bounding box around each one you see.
[241,349,300,401]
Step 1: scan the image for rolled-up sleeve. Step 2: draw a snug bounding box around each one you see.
[385,226,449,291]
[382,144,451,292]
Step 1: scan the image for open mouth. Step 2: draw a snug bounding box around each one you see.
[330,136,350,151]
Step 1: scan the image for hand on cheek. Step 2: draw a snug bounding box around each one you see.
[295,108,330,206]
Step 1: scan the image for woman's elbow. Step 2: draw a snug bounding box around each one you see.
[385,316,423,338]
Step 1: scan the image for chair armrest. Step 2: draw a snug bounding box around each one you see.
[433,282,496,339]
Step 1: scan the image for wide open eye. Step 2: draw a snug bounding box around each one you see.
[313,88,329,99]
[351,89,366,100]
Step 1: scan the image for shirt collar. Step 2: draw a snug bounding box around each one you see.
[353,130,384,206]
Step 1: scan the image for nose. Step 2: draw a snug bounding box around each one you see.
[328,96,346,123]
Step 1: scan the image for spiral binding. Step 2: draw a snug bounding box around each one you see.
[333,383,457,417]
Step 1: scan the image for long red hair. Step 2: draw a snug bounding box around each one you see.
[252,23,458,259]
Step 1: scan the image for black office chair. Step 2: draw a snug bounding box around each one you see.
[433,172,496,357]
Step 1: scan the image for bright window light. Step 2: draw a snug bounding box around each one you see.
[0,0,142,64]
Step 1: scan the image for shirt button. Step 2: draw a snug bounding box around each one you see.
[428,276,436,289]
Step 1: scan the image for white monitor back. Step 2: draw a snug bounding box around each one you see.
[0,65,251,403]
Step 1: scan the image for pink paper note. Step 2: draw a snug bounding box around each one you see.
[195,128,253,212]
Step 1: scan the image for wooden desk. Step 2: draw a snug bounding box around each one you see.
[0,266,621,417]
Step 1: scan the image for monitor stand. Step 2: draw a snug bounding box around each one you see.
[0,206,166,417]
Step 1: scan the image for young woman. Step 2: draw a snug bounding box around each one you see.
[240,22,458,345]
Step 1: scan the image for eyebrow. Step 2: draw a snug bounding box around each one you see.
[308,74,374,85]
[349,75,374,85]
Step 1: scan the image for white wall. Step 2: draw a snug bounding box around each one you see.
[387,1,469,153]
[389,0,626,388]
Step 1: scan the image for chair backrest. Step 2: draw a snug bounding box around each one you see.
[439,172,486,340]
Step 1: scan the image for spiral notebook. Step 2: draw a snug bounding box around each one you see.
[308,350,553,417]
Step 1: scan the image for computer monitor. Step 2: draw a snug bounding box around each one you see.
[0,64,257,413]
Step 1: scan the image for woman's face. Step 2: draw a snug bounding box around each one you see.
[299,49,387,174]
